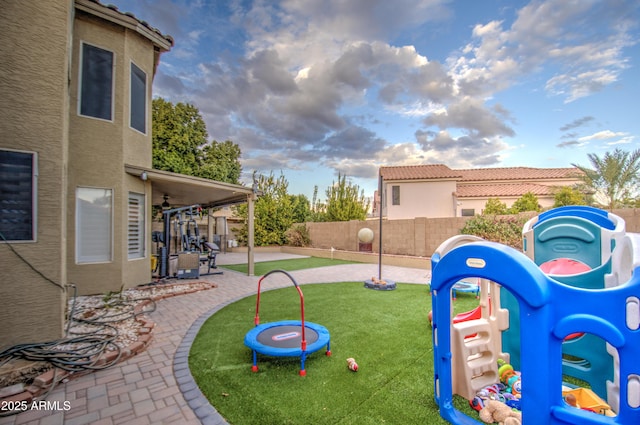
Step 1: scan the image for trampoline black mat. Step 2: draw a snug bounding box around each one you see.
[256,325,319,349]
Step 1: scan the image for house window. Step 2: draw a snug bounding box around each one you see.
[392,185,400,205]
[0,150,37,242]
[76,187,112,263]
[461,208,475,217]
[79,42,114,121]
[127,192,145,259]
[130,62,147,133]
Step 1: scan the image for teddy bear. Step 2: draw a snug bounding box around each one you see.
[478,399,522,425]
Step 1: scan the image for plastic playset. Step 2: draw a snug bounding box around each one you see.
[430,206,640,424]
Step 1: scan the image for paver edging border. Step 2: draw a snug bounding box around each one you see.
[173,296,246,425]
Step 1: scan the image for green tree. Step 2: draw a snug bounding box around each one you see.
[235,172,293,246]
[309,185,327,222]
[290,194,311,223]
[553,186,587,207]
[324,174,370,221]
[198,140,242,183]
[572,148,640,210]
[483,198,508,215]
[152,98,241,183]
[509,192,541,213]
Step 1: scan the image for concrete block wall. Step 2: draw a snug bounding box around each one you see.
[298,209,640,259]
[616,208,640,233]
[302,216,472,258]
[423,217,470,256]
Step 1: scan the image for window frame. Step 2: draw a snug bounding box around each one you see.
[461,208,475,217]
[392,185,401,206]
[78,41,115,122]
[0,149,38,243]
[75,187,113,264]
[129,61,147,134]
[127,192,145,260]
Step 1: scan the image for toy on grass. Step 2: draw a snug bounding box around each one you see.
[478,399,522,425]
[347,357,358,372]
[370,276,387,285]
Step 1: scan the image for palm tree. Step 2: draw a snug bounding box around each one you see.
[572,148,640,210]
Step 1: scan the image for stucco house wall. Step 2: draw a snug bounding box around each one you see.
[0,0,171,349]
[455,196,557,216]
[66,8,159,295]
[384,180,457,220]
[380,165,582,219]
[0,2,71,349]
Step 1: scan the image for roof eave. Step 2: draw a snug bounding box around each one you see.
[75,0,174,51]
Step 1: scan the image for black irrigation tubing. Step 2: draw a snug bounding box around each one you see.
[0,295,157,417]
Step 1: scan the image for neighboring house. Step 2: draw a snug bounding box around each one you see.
[0,1,255,350]
[379,165,582,219]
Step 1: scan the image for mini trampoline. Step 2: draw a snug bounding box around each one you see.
[244,269,331,376]
[452,280,479,300]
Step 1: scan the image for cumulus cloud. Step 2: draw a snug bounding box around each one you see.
[422,97,515,139]
[450,0,637,102]
[118,0,637,184]
[415,129,508,166]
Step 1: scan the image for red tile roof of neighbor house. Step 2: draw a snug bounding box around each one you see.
[380,164,580,181]
[456,183,557,198]
[457,167,581,182]
[379,164,462,180]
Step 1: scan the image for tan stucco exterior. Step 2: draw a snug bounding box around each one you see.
[0,0,171,349]
[66,8,159,295]
[0,1,72,349]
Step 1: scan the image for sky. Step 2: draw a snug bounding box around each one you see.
[109,0,640,201]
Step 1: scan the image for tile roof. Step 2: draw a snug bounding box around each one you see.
[456,183,558,198]
[380,164,461,180]
[380,164,581,182]
[78,0,174,49]
[457,167,581,182]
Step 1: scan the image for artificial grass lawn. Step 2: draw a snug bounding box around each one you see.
[221,257,361,276]
[189,282,480,424]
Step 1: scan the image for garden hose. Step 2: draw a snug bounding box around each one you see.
[0,293,156,417]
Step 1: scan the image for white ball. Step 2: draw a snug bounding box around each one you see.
[357,227,374,243]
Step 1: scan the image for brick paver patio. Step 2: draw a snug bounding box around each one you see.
[0,256,429,425]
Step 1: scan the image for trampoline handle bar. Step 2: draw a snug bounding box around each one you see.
[254,269,307,349]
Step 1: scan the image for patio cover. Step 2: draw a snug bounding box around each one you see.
[125,164,257,275]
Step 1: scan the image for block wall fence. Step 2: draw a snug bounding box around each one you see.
[293,208,640,259]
